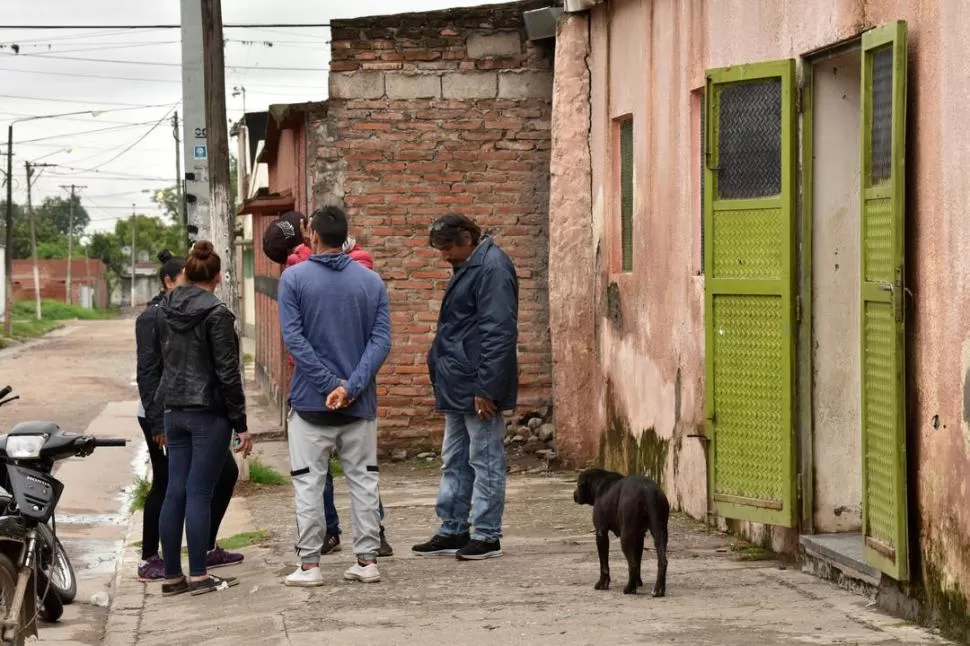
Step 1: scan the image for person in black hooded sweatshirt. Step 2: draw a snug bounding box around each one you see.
[155,241,253,596]
[134,250,248,582]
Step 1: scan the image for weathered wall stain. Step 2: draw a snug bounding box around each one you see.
[599,380,671,486]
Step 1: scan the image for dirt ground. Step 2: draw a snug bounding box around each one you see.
[119,453,950,646]
[0,319,142,646]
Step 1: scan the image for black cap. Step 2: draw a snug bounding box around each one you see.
[262,211,306,264]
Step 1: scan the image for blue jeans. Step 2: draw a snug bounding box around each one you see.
[160,410,232,577]
[324,470,385,536]
[435,413,506,542]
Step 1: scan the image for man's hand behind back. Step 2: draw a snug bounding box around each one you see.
[327,384,353,410]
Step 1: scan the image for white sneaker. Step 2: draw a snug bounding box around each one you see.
[343,561,380,583]
[284,565,325,587]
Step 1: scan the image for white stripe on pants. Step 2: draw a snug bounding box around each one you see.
[287,410,381,561]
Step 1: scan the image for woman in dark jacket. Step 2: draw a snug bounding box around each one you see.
[156,241,253,596]
[135,250,247,582]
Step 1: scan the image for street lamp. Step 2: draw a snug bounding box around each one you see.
[5,110,99,334]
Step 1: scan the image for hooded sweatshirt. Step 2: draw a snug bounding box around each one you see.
[284,238,375,368]
[277,252,391,419]
[157,285,247,434]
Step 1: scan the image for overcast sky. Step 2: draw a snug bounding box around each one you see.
[0,0,509,236]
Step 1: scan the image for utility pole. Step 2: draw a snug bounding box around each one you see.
[59,184,84,305]
[181,0,210,246]
[24,162,40,320]
[172,111,186,250]
[201,0,239,317]
[5,125,13,335]
[130,204,136,308]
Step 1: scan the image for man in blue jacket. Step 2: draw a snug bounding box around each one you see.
[412,213,519,561]
[278,206,392,586]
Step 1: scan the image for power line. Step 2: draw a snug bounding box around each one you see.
[0,24,331,30]
[0,66,329,89]
[0,52,329,71]
[15,120,163,144]
[1,41,181,55]
[1,28,171,45]
[66,107,175,171]
[0,93,179,108]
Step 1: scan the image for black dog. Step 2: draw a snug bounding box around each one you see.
[573,468,669,596]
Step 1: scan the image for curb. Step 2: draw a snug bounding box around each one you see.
[101,511,145,646]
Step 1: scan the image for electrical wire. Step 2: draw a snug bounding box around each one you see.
[15,120,165,145]
[65,106,175,172]
[0,24,331,30]
[0,52,329,72]
[0,66,328,90]
[0,93,179,108]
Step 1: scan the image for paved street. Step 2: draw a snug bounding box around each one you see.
[0,320,142,645]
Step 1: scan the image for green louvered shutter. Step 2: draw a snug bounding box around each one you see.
[704,59,797,527]
[860,21,909,581]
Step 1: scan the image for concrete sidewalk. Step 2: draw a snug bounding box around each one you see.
[103,430,951,646]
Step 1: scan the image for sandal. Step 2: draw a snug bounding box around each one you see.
[189,574,239,596]
[161,577,189,597]
[321,533,341,555]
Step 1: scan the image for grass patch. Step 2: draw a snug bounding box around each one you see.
[243,352,254,364]
[129,476,152,513]
[217,530,268,550]
[249,458,285,486]
[329,457,343,477]
[5,300,118,343]
[729,541,776,562]
[129,530,268,553]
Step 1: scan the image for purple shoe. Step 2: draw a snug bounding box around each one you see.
[206,547,244,570]
[137,555,165,582]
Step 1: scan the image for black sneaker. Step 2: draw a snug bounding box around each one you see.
[377,526,394,557]
[456,539,503,561]
[321,532,341,555]
[411,533,470,556]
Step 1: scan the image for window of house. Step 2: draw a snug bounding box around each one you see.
[617,117,634,272]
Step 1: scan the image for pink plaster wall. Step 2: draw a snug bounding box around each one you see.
[559,0,970,611]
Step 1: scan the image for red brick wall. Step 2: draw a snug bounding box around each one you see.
[315,1,554,452]
[252,212,288,415]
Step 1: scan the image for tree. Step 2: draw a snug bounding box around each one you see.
[8,195,90,259]
[86,214,184,298]
[151,186,181,225]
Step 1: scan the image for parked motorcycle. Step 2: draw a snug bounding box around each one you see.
[0,386,78,616]
[0,385,126,645]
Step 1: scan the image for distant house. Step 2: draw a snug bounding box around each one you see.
[11,258,108,309]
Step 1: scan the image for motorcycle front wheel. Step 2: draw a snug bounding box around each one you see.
[0,553,29,646]
[37,525,76,604]
[36,571,62,624]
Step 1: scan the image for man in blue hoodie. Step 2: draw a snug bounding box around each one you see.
[277,206,392,587]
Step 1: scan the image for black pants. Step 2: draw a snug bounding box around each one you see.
[138,417,238,561]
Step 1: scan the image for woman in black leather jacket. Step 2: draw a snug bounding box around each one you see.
[155,241,253,596]
[135,250,248,583]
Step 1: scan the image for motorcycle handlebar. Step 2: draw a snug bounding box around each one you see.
[0,386,11,400]
[92,438,127,447]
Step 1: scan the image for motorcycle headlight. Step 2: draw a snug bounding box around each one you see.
[6,435,46,459]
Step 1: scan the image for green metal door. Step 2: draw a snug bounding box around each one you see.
[860,21,909,581]
[704,60,797,527]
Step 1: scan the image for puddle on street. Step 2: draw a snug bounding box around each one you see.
[56,513,128,526]
[62,538,124,576]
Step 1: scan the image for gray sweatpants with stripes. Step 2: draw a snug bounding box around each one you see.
[287,410,381,562]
